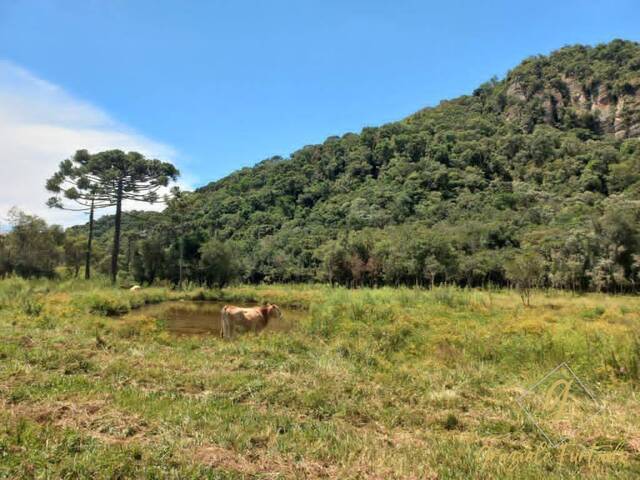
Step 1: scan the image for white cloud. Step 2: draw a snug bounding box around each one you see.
[0,60,191,229]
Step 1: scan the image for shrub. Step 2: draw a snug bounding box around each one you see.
[432,286,469,307]
[581,306,606,320]
[443,413,460,430]
[80,292,131,316]
[20,297,43,317]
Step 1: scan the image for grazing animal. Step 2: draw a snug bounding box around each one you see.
[220,304,282,339]
[130,285,141,291]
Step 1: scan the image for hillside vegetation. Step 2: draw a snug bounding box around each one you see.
[26,39,640,291]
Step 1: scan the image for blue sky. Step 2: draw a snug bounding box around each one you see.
[0,0,639,223]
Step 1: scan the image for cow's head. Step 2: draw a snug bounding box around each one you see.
[266,303,282,322]
[259,303,282,324]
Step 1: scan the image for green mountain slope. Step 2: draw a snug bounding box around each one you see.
[92,40,640,290]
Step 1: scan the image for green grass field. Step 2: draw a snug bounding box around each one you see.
[1,277,639,478]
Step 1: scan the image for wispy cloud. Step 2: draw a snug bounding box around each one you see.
[0,60,191,228]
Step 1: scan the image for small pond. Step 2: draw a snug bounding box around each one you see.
[125,301,304,336]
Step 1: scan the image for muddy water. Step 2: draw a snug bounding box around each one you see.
[129,301,302,335]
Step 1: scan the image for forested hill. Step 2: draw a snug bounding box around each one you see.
[91,39,640,290]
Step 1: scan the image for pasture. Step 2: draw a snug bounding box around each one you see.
[0,277,639,478]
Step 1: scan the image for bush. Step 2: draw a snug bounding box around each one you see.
[20,297,43,317]
[443,413,460,430]
[79,292,131,316]
[432,286,470,307]
[2,208,63,278]
[581,306,606,320]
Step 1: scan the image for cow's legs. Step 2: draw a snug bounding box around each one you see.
[221,310,232,340]
[223,314,233,339]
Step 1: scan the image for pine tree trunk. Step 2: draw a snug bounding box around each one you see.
[85,199,94,280]
[110,181,124,285]
[179,235,184,286]
[126,236,133,273]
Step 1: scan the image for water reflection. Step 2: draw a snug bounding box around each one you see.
[128,301,301,335]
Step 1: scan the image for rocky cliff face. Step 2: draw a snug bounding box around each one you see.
[500,41,640,138]
[505,75,640,138]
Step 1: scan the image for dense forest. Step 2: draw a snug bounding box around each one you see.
[3,39,640,291]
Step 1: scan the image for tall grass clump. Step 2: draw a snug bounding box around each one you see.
[0,276,30,308]
[607,333,640,380]
[307,301,344,339]
[75,291,132,316]
[0,277,49,317]
[19,296,43,317]
[430,285,470,308]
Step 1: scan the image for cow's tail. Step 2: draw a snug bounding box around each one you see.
[220,306,231,340]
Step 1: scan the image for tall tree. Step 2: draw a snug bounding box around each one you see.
[164,188,197,286]
[505,249,547,306]
[46,150,114,279]
[84,150,179,284]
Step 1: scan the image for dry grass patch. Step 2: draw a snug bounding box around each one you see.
[8,399,152,445]
[193,443,338,478]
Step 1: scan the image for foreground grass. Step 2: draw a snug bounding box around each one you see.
[0,277,639,478]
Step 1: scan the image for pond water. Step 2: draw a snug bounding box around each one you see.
[126,301,303,336]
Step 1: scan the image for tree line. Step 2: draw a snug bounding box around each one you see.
[2,190,637,294]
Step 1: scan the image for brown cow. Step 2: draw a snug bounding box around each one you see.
[220,304,282,339]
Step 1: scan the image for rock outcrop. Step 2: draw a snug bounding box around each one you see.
[504,75,640,138]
